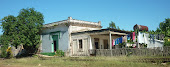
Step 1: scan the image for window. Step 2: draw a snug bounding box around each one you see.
[79,39,83,49]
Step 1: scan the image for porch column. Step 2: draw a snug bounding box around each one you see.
[109,32,112,56]
[89,36,92,50]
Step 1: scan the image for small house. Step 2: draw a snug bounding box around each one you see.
[40,17,131,56]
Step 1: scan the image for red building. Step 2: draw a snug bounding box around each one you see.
[133,24,148,31]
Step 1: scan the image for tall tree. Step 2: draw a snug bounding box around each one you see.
[1,8,44,55]
[117,26,120,30]
[156,18,170,46]
[157,18,170,36]
[108,21,116,29]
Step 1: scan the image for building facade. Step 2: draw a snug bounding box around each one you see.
[41,17,131,56]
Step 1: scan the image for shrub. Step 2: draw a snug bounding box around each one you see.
[144,44,147,47]
[55,50,64,57]
[0,45,8,58]
[6,47,13,58]
[0,45,13,58]
[40,52,55,56]
[164,37,170,46]
[119,42,126,48]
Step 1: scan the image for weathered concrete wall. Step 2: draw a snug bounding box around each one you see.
[41,25,69,53]
[41,34,52,52]
[70,34,122,56]
[70,25,101,33]
[71,34,90,56]
[42,17,102,54]
[91,35,121,49]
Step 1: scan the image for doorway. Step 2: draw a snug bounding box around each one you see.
[94,38,99,49]
[53,41,57,51]
[104,40,108,49]
[52,35,58,52]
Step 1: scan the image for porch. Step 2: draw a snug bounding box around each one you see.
[70,29,131,56]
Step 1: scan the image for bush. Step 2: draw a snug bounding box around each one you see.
[0,45,8,58]
[0,45,13,58]
[144,44,147,47]
[6,47,13,58]
[119,42,126,48]
[55,50,64,57]
[164,37,170,46]
[40,52,55,56]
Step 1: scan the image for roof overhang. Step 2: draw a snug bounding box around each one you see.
[72,29,131,36]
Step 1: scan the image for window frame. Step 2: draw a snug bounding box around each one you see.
[78,39,83,49]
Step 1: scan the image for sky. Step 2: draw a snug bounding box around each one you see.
[0,0,170,34]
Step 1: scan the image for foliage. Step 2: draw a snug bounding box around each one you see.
[140,28,147,33]
[127,40,134,44]
[119,42,126,48]
[148,30,155,35]
[155,18,170,46]
[108,21,128,31]
[0,45,8,58]
[130,30,134,33]
[108,21,116,29]
[136,36,138,42]
[117,26,120,30]
[143,44,147,47]
[40,52,55,56]
[164,37,170,46]
[128,46,133,48]
[55,50,64,57]
[40,50,65,57]
[156,18,170,36]
[135,29,139,35]
[6,47,13,58]
[1,8,44,55]
[0,45,13,58]
[155,28,161,34]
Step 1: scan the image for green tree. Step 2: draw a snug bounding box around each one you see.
[1,8,44,55]
[156,18,170,46]
[117,26,120,30]
[155,27,161,34]
[157,18,170,36]
[108,21,116,29]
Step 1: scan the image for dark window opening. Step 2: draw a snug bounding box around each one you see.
[79,39,83,49]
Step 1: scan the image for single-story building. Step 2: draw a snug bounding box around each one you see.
[40,17,131,56]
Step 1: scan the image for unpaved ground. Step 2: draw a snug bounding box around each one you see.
[0,56,169,67]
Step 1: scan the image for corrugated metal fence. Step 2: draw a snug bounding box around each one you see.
[95,47,170,56]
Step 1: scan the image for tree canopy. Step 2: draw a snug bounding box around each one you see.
[108,21,121,30]
[154,18,170,46]
[108,21,116,29]
[156,18,170,36]
[1,8,44,54]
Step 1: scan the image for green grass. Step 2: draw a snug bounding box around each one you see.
[0,56,169,67]
[40,52,55,56]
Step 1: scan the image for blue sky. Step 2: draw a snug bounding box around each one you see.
[0,0,170,34]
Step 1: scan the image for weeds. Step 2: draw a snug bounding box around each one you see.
[0,56,167,67]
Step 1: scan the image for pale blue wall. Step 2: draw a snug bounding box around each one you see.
[41,25,69,53]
